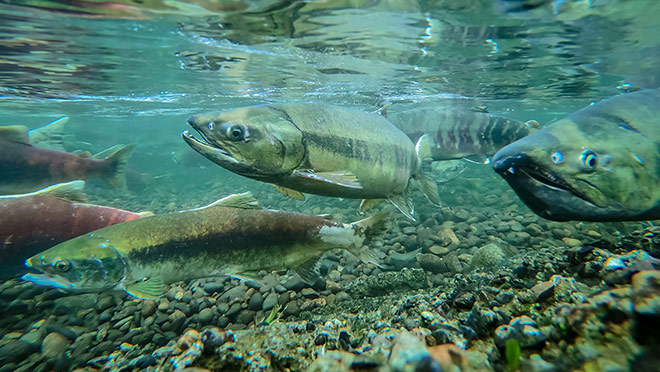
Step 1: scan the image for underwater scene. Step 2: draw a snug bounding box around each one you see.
[1,0,660,371]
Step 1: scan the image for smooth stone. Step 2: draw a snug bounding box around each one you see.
[141,300,157,317]
[0,340,36,364]
[301,288,319,299]
[235,310,257,325]
[95,296,115,312]
[219,285,248,303]
[562,237,582,247]
[282,301,301,317]
[335,292,351,303]
[389,248,422,271]
[203,282,224,295]
[416,253,447,274]
[19,330,43,347]
[248,292,264,311]
[225,303,242,320]
[262,292,278,312]
[283,277,307,292]
[41,332,69,359]
[172,302,191,316]
[198,308,214,323]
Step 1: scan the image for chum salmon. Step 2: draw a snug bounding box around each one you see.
[493,89,660,222]
[182,103,440,220]
[23,193,387,299]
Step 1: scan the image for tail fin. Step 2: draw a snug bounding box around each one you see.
[351,211,389,246]
[101,144,136,190]
[349,212,389,267]
[414,134,441,206]
[34,180,88,203]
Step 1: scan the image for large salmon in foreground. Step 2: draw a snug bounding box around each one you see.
[493,89,660,222]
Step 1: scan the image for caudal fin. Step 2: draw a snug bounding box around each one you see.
[414,134,441,206]
[34,180,88,203]
[349,212,389,267]
[101,144,136,190]
[351,211,389,246]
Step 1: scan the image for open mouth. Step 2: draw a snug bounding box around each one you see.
[494,154,597,206]
[181,129,237,163]
[22,272,74,290]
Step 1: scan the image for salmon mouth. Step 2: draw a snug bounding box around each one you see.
[493,153,597,205]
[181,130,238,164]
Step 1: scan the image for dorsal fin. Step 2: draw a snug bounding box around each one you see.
[34,180,88,202]
[191,192,262,211]
[0,125,30,145]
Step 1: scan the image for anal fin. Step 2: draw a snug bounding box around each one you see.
[294,255,323,284]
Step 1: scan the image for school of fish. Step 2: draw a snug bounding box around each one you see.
[6,89,660,299]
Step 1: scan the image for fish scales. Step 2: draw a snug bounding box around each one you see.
[388,106,534,161]
[0,181,144,278]
[0,126,134,193]
[493,89,660,221]
[277,104,417,198]
[24,193,386,298]
[182,103,439,220]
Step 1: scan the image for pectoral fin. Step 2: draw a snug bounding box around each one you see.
[388,193,416,222]
[274,185,306,200]
[123,277,165,300]
[0,125,30,145]
[293,170,363,189]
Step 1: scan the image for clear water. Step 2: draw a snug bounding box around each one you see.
[3,0,659,210]
[1,0,659,369]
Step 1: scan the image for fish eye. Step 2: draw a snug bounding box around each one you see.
[207,122,214,131]
[581,150,598,168]
[551,152,564,164]
[226,125,245,141]
[53,259,71,272]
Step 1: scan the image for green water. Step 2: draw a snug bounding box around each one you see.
[2,0,659,211]
[1,0,659,371]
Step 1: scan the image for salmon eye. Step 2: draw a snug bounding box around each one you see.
[227,125,245,141]
[581,150,598,168]
[207,122,214,131]
[54,259,71,272]
[551,152,564,164]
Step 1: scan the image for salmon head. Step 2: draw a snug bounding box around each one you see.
[23,233,125,292]
[492,90,660,222]
[182,105,306,181]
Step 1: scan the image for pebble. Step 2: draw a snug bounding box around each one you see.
[0,340,36,364]
[198,308,214,323]
[203,282,224,294]
[41,332,70,359]
[262,292,279,311]
[416,253,447,274]
[248,292,264,310]
[301,288,320,299]
[141,300,157,317]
